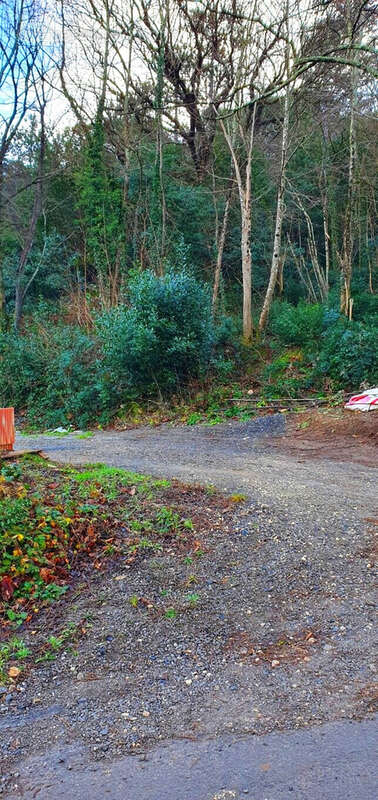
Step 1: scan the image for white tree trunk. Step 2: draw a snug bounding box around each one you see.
[340,70,356,316]
[340,0,357,317]
[258,0,291,332]
[241,192,252,341]
[212,187,232,312]
[219,110,255,342]
[322,192,330,291]
[259,69,290,331]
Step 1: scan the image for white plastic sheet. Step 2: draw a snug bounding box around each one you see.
[345,388,378,411]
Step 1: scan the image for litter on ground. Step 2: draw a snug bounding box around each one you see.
[345,388,378,412]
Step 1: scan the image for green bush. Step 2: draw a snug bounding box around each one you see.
[269,300,325,346]
[3,279,375,425]
[265,300,378,393]
[315,321,378,389]
[352,291,378,326]
[0,326,104,429]
[98,270,216,404]
[262,352,316,398]
[28,327,104,428]
[0,270,221,427]
[0,331,47,408]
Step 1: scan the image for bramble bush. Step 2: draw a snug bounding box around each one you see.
[0,491,70,607]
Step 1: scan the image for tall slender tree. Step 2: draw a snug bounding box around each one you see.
[0,0,43,321]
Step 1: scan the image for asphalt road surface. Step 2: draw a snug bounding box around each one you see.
[7,716,377,800]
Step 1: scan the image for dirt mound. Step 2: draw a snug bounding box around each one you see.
[274,408,377,467]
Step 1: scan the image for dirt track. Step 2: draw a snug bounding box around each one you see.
[1,413,377,798]
[274,408,378,468]
[16,412,377,511]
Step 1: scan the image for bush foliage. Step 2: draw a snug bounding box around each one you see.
[265,300,377,395]
[0,271,222,427]
[98,270,215,407]
[269,300,324,346]
[1,274,377,427]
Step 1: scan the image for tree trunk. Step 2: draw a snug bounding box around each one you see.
[212,187,232,312]
[0,270,4,320]
[0,165,5,325]
[322,193,330,291]
[241,192,252,342]
[340,88,356,317]
[14,95,46,330]
[153,5,166,274]
[366,213,374,294]
[340,2,357,317]
[14,284,24,332]
[320,130,331,295]
[258,87,289,330]
[121,1,134,234]
[259,7,290,332]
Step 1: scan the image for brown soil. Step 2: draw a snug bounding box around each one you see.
[274,408,378,467]
[225,628,319,667]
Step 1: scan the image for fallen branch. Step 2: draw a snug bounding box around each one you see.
[230,397,329,405]
[0,449,45,460]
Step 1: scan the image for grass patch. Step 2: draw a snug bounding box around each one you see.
[0,457,210,633]
[66,463,169,500]
[44,429,72,438]
[0,637,31,683]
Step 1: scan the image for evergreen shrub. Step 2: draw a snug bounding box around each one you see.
[269,300,324,346]
[97,270,216,404]
[266,300,377,392]
[0,270,221,427]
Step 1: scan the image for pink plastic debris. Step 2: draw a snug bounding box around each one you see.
[345,389,378,411]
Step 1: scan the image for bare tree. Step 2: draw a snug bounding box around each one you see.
[257,0,377,328]
[0,0,42,318]
[338,0,358,318]
[212,181,233,312]
[216,0,288,341]
[124,0,248,180]
[219,106,256,342]
[54,0,376,334]
[258,0,291,332]
[13,76,48,330]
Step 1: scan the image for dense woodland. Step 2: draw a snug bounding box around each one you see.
[0,0,377,428]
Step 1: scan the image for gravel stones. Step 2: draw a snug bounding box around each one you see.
[3,416,376,778]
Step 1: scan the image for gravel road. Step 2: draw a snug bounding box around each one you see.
[15,415,377,512]
[1,415,376,798]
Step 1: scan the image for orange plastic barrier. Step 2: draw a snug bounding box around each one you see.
[0,408,15,451]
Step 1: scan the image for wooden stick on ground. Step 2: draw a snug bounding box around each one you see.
[0,449,45,460]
